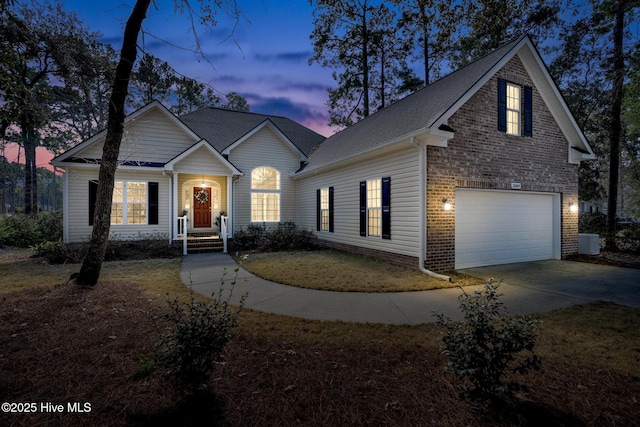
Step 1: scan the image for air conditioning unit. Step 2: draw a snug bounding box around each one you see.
[578,233,600,255]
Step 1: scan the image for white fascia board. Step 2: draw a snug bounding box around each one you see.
[294,127,450,179]
[517,47,595,163]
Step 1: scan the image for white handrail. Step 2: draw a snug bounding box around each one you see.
[177,215,187,255]
[221,215,228,253]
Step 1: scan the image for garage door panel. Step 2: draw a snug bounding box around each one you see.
[455,190,557,269]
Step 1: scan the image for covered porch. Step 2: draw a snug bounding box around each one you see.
[163,139,243,254]
[172,173,232,254]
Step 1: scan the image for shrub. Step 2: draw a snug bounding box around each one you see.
[232,221,315,252]
[31,240,72,264]
[578,212,607,234]
[31,233,181,264]
[157,269,246,394]
[434,280,541,400]
[0,211,62,247]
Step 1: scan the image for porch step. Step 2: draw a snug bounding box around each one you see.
[186,233,224,253]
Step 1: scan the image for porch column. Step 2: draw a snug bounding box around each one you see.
[227,175,233,237]
[166,172,173,244]
[172,172,179,240]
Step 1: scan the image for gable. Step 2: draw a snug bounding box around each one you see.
[52,101,201,167]
[227,126,302,174]
[299,36,594,175]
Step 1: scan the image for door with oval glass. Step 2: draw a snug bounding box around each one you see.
[193,187,211,228]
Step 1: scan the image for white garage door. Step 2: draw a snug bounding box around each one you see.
[455,190,558,269]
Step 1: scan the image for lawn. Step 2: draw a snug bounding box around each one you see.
[237,249,484,292]
[1,248,639,426]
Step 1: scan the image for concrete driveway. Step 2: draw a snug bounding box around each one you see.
[184,255,639,324]
[459,260,640,313]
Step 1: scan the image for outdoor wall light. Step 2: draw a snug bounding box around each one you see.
[569,202,578,213]
[442,198,452,211]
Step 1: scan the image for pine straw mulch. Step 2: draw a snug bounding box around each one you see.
[1,281,640,426]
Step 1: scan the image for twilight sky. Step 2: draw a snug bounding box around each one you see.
[66,0,335,137]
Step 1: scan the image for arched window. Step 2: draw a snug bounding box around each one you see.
[251,166,280,222]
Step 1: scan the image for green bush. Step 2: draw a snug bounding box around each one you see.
[578,212,607,234]
[0,211,62,247]
[434,280,541,400]
[31,240,71,264]
[232,221,315,252]
[31,233,181,264]
[157,269,246,394]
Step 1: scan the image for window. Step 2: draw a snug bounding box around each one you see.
[112,181,147,224]
[316,187,334,232]
[498,78,532,137]
[359,177,390,239]
[367,179,382,236]
[251,166,280,222]
[88,180,158,226]
[506,83,521,135]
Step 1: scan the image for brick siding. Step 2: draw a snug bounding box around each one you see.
[426,56,579,272]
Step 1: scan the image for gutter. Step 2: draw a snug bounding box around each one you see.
[414,137,451,281]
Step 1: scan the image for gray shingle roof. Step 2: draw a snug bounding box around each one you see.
[300,36,525,173]
[179,108,325,156]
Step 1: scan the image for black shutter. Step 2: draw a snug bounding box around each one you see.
[497,78,507,132]
[359,181,366,236]
[148,182,159,225]
[89,180,98,225]
[381,177,391,239]
[328,186,334,232]
[316,189,321,231]
[523,85,532,137]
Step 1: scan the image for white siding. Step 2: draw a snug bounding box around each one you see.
[174,146,232,175]
[297,146,422,258]
[228,127,301,231]
[78,109,195,164]
[65,168,170,242]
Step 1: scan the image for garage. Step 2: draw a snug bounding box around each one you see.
[455,189,560,269]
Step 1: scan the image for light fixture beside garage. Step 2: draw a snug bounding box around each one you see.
[442,198,452,211]
[569,202,578,213]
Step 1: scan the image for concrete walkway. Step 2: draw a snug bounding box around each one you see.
[181,253,640,325]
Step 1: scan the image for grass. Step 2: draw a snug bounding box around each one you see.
[237,249,483,292]
[1,247,640,425]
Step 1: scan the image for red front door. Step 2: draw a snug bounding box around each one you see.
[193,187,211,228]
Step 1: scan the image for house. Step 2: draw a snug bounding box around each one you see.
[52,35,595,274]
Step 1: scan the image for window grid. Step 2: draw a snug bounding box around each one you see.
[367,179,381,237]
[110,181,147,225]
[506,83,521,135]
[251,167,281,222]
[251,193,280,222]
[320,187,329,231]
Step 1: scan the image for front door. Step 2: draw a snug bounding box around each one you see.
[193,187,212,228]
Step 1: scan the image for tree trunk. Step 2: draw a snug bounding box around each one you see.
[605,0,624,251]
[75,0,152,286]
[22,124,38,214]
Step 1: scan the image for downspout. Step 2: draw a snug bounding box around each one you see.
[415,137,451,281]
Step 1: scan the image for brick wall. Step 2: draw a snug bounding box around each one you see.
[426,56,579,272]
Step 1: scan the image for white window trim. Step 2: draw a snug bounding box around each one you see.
[506,82,521,136]
[366,178,382,238]
[320,187,329,232]
[112,180,148,225]
[251,167,281,223]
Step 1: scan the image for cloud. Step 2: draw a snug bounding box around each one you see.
[255,51,312,63]
[242,94,329,135]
